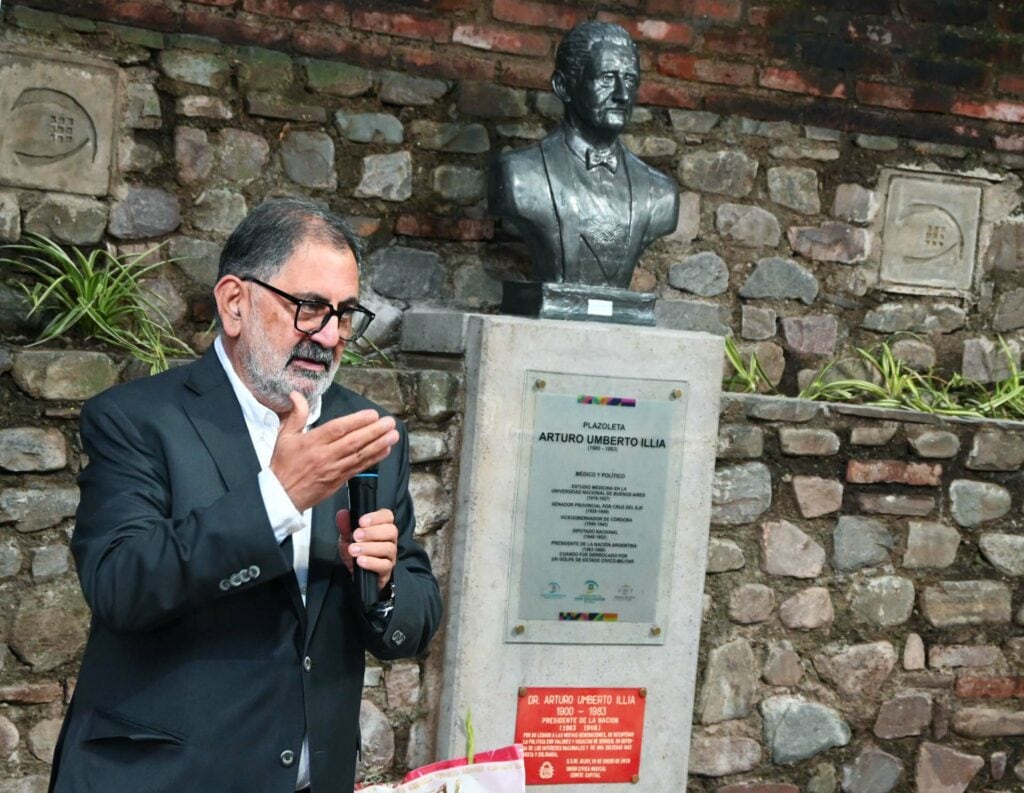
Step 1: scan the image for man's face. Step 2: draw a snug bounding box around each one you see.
[566,42,639,137]
[235,239,359,412]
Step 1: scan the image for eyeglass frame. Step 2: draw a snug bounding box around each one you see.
[241,276,375,341]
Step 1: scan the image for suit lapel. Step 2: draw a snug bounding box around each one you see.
[623,149,653,269]
[182,349,307,622]
[182,350,261,494]
[540,128,580,281]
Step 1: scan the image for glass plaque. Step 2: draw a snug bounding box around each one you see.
[506,372,687,645]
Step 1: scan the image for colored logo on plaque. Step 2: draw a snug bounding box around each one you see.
[577,395,636,407]
[542,581,566,600]
[559,612,618,621]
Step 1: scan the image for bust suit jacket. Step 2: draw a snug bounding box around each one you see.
[489,123,679,287]
[49,348,443,793]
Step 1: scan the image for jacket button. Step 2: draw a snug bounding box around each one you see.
[218,579,231,591]
[280,749,295,767]
[230,573,242,587]
[248,565,261,578]
[303,656,312,672]
[238,568,251,583]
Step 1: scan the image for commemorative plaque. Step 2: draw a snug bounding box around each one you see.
[506,372,687,645]
[515,687,646,785]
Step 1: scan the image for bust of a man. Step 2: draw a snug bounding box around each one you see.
[490,21,679,289]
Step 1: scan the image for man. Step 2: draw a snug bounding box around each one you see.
[489,20,679,288]
[49,199,443,792]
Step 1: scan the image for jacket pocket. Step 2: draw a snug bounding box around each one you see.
[84,709,186,745]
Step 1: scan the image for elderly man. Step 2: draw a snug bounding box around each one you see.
[48,199,443,793]
[490,20,679,288]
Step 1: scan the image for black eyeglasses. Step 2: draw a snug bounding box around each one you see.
[243,277,375,342]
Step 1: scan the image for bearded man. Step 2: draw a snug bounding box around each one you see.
[48,198,443,793]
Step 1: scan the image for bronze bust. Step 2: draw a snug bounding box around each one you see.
[490,21,679,289]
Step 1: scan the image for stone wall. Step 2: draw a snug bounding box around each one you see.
[0,349,462,789]
[698,393,1024,792]
[2,1,1024,790]
[3,5,1024,389]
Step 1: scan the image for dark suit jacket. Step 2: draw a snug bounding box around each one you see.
[49,349,442,793]
[490,123,679,287]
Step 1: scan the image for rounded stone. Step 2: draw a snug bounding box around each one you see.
[760,695,850,764]
[728,583,775,623]
[0,714,19,758]
[779,587,833,629]
[850,576,915,626]
[668,252,729,297]
[193,188,247,235]
[24,195,109,245]
[27,718,62,763]
[716,203,782,247]
[357,699,395,780]
[280,131,337,190]
[0,427,67,472]
[409,472,450,535]
[833,516,893,571]
[12,351,118,401]
[432,165,485,205]
[949,479,1012,527]
[108,187,181,239]
[739,257,818,305]
[355,151,412,202]
[711,462,772,525]
[216,129,270,185]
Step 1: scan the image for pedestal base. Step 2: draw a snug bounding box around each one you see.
[501,281,656,327]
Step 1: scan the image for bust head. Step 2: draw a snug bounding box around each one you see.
[552,21,641,145]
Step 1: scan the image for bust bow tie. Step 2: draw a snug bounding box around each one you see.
[586,147,619,172]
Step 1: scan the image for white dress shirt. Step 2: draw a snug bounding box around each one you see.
[214,335,316,790]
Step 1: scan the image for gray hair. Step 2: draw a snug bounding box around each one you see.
[217,198,364,283]
[554,21,639,85]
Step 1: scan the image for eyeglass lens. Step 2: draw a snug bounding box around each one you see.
[295,303,371,340]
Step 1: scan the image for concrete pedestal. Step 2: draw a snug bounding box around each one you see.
[437,315,722,791]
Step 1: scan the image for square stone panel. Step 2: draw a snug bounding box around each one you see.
[0,45,120,196]
[879,170,983,293]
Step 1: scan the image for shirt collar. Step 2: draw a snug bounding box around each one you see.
[214,335,322,430]
[562,123,621,172]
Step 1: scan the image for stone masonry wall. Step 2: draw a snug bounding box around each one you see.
[3,5,1024,390]
[2,1,1024,790]
[0,350,462,790]
[698,393,1024,792]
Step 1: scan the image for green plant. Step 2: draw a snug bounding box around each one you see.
[798,338,1024,421]
[341,335,393,368]
[723,336,775,394]
[1,233,193,373]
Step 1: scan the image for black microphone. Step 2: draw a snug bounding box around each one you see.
[348,466,380,613]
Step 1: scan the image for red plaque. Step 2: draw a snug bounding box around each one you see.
[514,687,646,785]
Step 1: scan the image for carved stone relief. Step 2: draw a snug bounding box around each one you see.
[879,170,983,294]
[0,45,119,196]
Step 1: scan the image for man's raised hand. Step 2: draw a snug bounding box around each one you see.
[270,391,400,512]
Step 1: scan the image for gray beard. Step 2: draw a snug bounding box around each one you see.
[241,337,339,412]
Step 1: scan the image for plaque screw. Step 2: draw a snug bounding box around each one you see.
[513,624,525,635]
[535,379,546,390]
[631,774,640,784]
[639,688,647,698]
[650,625,661,637]
[519,687,528,697]
[670,388,682,399]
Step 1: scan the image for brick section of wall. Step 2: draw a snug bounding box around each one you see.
[10,0,1024,141]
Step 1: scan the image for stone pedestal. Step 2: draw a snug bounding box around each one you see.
[435,314,723,791]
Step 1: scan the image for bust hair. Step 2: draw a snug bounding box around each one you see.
[216,197,364,283]
[553,21,640,85]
